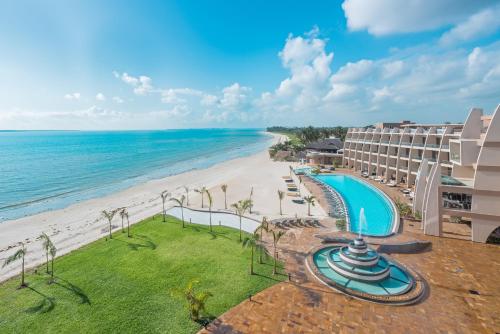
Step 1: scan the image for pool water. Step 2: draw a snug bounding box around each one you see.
[314,175,395,236]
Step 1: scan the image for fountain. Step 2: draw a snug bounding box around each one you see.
[308,208,425,305]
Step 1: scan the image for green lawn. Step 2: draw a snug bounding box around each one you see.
[0,216,284,333]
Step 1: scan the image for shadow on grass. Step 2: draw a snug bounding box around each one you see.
[53,277,91,305]
[25,287,55,314]
[115,234,157,251]
[208,230,232,241]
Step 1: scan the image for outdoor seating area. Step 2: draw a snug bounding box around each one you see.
[272,217,321,229]
[308,177,347,219]
[282,175,300,196]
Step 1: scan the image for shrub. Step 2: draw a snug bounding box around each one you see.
[336,219,347,231]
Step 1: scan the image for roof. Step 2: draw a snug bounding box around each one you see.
[305,138,343,151]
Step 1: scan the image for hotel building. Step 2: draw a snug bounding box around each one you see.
[342,105,500,243]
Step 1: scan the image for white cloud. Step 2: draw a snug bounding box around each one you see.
[64,92,81,101]
[112,96,124,104]
[95,93,106,101]
[440,4,500,45]
[331,60,373,83]
[220,83,251,110]
[114,71,154,95]
[342,0,493,36]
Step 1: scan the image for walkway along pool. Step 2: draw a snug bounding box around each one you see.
[313,174,397,237]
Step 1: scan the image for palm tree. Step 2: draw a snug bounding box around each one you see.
[49,244,57,282]
[102,209,119,239]
[195,187,207,208]
[255,217,269,264]
[3,243,27,288]
[182,279,212,322]
[249,187,254,214]
[271,230,285,275]
[277,190,284,215]
[231,199,252,242]
[304,195,316,216]
[39,233,54,274]
[298,176,302,196]
[183,186,190,206]
[118,207,126,232]
[221,184,228,209]
[160,190,170,222]
[205,189,213,231]
[170,195,186,228]
[242,233,259,275]
[120,208,131,237]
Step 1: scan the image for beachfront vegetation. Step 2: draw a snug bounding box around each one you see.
[206,189,213,232]
[160,190,170,222]
[221,184,228,209]
[255,217,269,264]
[267,126,348,142]
[0,216,283,333]
[304,195,316,216]
[231,199,252,242]
[102,209,119,240]
[2,243,27,288]
[183,186,190,206]
[170,195,186,228]
[120,208,131,237]
[271,230,286,275]
[175,279,213,323]
[277,190,284,215]
[40,233,54,274]
[241,233,260,275]
[195,186,207,208]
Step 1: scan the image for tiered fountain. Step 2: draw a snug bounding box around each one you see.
[308,209,425,305]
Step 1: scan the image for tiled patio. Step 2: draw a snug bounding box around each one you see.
[199,172,500,334]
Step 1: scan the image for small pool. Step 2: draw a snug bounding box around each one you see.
[314,175,395,236]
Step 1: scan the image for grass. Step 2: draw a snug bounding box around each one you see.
[0,215,285,333]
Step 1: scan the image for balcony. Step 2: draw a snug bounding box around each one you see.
[400,141,412,146]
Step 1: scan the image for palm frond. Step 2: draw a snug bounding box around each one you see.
[3,245,25,268]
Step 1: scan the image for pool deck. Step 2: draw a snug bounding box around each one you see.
[199,169,500,334]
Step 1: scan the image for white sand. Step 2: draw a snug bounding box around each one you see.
[0,133,325,282]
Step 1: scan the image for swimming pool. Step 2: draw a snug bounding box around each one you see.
[314,175,396,236]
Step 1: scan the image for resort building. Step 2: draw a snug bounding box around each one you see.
[305,137,344,166]
[342,105,500,243]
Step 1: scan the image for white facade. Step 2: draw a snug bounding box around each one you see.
[343,105,500,243]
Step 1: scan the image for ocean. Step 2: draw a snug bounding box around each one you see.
[0,129,271,222]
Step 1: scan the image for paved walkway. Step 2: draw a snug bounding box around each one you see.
[199,171,500,334]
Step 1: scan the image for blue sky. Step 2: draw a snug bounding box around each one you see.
[1,0,499,129]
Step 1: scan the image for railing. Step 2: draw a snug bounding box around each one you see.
[400,141,411,146]
[441,144,449,149]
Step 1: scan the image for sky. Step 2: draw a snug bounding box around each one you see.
[1,0,500,130]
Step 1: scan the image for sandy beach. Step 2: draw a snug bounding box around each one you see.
[0,133,326,283]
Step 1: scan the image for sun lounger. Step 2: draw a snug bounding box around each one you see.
[287,192,300,197]
[388,180,397,187]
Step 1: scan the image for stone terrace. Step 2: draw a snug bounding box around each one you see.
[200,170,500,334]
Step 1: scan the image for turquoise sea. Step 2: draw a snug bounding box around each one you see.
[0,129,271,222]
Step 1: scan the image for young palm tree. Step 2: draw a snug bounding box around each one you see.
[221,184,228,209]
[118,207,126,232]
[242,233,259,275]
[231,199,252,242]
[182,279,212,322]
[3,243,27,288]
[249,187,254,214]
[277,190,285,215]
[170,195,186,228]
[49,244,57,282]
[160,190,170,222]
[102,209,119,240]
[195,187,207,208]
[205,189,213,231]
[40,232,54,274]
[298,176,303,196]
[120,208,131,237]
[255,217,269,264]
[304,195,316,216]
[271,230,286,275]
[183,186,190,206]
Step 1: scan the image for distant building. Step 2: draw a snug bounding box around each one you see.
[342,105,500,243]
[374,120,413,129]
[305,137,344,166]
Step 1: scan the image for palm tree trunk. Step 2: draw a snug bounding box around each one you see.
[46,251,49,274]
[109,220,113,239]
[127,217,130,237]
[181,206,185,228]
[239,216,242,242]
[162,201,166,222]
[21,255,25,287]
[259,230,263,264]
[121,216,124,232]
[250,246,254,275]
[51,257,54,280]
[273,245,277,275]
[224,192,227,209]
[201,195,204,208]
[209,207,212,231]
[279,200,282,215]
[308,203,311,216]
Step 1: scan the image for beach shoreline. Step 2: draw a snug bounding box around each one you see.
[0,132,326,283]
